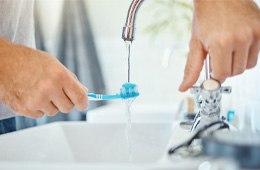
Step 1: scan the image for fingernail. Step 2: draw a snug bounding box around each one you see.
[179,72,193,92]
[178,84,184,92]
[179,78,187,92]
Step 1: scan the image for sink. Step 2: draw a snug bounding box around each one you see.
[0,122,179,169]
[87,102,178,123]
[0,121,237,169]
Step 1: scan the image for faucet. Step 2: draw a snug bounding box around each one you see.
[190,79,231,131]
[190,56,232,131]
[122,0,145,41]
[122,1,232,132]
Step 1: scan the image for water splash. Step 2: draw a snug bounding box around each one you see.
[124,98,135,162]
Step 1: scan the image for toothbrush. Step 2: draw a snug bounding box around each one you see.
[88,83,139,101]
[88,93,121,101]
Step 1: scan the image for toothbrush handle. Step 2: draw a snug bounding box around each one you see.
[88,96,103,101]
[88,93,121,101]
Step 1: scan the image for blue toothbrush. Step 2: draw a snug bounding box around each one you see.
[88,83,139,101]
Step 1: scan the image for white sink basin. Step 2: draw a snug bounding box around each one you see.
[0,122,238,170]
[0,122,177,169]
[87,102,178,123]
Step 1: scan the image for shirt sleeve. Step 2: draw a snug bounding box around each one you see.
[0,103,15,120]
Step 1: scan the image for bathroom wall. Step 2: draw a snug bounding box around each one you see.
[86,0,191,106]
[87,0,260,131]
[38,0,191,106]
[37,0,260,130]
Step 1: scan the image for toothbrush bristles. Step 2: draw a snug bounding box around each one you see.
[120,83,139,99]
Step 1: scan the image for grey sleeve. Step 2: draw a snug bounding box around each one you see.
[0,103,15,120]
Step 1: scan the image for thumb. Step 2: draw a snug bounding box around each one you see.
[179,39,207,92]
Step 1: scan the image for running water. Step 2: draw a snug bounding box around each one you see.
[125,40,133,162]
[125,98,135,162]
[125,41,131,83]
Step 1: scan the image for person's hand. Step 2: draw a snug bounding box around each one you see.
[0,38,88,118]
[179,0,260,91]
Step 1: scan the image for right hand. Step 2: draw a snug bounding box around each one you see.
[179,0,260,92]
[0,38,88,118]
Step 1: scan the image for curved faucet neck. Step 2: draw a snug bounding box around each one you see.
[122,0,145,41]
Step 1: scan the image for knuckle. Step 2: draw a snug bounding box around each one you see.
[43,104,59,116]
[26,97,41,111]
[247,56,258,69]
[243,26,253,37]
[39,81,53,95]
[213,71,230,81]
[24,109,41,119]
[14,106,42,119]
[61,103,73,113]
[217,35,233,48]
[222,71,231,78]
[70,72,78,79]
[237,28,253,44]
[75,91,87,105]
[232,68,244,76]
[35,112,44,119]
[247,61,257,69]
[54,69,68,82]
[48,109,58,117]
[77,102,88,111]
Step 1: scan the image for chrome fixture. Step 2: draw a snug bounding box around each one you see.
[122,0,145,41]
[190,79,231,131]
[190,56,232,132]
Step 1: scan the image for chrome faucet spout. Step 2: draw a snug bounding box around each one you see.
[122,0,145,41]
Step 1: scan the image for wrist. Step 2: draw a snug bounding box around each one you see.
[193,0,202,3]
[193,0,205,8]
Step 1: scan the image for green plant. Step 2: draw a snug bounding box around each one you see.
[145,0,193,41]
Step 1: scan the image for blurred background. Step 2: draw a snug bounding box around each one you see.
[20,0,260,132]
[35,0,192,103]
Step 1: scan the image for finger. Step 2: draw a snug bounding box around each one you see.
[82,85,88,93]
[231,44,250,76]
[8,100,45,119]
[33,111,45,119]
[69,72,88,93]
[179,39,207,92]
[69,71,79,80]
[210,45,233,82]
[51,90,74,113]
[247,42,260,69]
[41,101,59,117]
[63,79,88,111]
[19,110,45,119]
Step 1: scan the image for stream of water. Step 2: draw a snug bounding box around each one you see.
[125,41,131,83]
[125,98,135,162]
[125,40,133,162]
